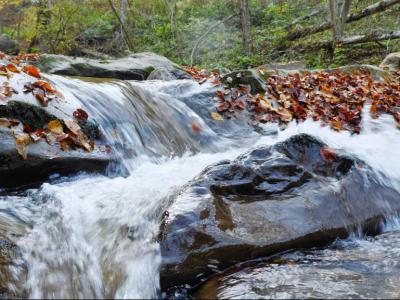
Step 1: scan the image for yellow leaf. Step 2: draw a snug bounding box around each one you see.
[47,120,64,134]
[14,132,30,160]
[211,112,224,121]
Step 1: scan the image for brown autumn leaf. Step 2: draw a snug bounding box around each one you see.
[191,121,202,133]
[35,93,48,107]
[73,108,89,121]
[320,147,337,162]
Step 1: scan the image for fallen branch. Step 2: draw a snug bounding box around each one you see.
[287,0,400,41]
[303,30,400,50]
[286,8,325,30]
[190,13,238,66]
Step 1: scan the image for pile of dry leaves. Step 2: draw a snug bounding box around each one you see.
[185,66,400,133]
[0,52,101,159]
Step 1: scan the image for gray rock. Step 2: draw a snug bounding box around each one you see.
[221,69,268,94]
[34,52,190,80]
[147,67,176,81]
[159,134,400,290]
[0,35,18,55]
[380,52,400,71]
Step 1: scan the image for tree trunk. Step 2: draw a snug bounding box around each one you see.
[338,0,352,37]
[107,0,132,51]
[287,0,400,41]
[120,0,127,41]
[240,0,251,55]
[328,0,340,42]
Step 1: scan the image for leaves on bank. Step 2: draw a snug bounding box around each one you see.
[185,65,400,133]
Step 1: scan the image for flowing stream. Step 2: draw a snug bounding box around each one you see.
[0,77,399,298]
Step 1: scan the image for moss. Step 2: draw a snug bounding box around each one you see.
[0,101,56,130]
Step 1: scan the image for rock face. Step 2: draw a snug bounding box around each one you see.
[380,52,400,71]
[0,35,18,55]
[159,134,400,290]
[34,52,190,80]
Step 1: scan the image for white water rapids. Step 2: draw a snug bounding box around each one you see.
[0,78,399,298]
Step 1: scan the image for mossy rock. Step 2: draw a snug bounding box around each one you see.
[0,101,56,130]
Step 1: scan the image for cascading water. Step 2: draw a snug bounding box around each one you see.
[0,75,399,299]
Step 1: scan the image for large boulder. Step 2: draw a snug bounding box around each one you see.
[0,60,112,189]
[34,52,190,80]
[0,35,18,55]
[380,52,400,72]
[159,134,400,290]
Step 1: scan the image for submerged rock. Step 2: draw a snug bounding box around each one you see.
[34,52,190,80]
[159,134,400,290]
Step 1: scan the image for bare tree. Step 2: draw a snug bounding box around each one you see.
[287,0,400,41]
[240,0,251,55]
[329,0,352,43]
[120,0,127,41]
[107,0,132,51]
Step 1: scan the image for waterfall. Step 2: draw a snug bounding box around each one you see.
[0,74,399,299]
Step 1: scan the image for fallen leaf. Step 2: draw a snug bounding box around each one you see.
[191,121,202,133]
[6,64,19,73]
[47,120,64,134]
[211,112,224,121]
[14,132,30,159]
[63,119,81,135]
[320,147,336,162]
[23,65,41,78]
[73,108,89,121]
[34,80,55,93]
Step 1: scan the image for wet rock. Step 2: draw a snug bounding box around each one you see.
[0,34,19,55]
[0,66,111,189]
[0,237,26,298]
[194,231,400,299]
[221,69,267,94]
[0,128,109,189]
[159,134,400,290]
[147,67,176,81]
[34,52,190,80]
[380,52,400,72]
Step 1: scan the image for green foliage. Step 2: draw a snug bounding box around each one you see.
[0,0,399,69]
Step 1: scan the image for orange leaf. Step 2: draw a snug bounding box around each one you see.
[23,65,41,78]
[6,64,19,73]
[34,80,55,93]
